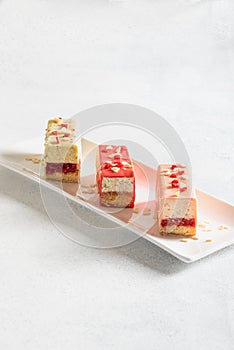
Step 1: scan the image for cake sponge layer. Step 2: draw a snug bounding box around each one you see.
[46,170,80,183]
[44,143,78,163]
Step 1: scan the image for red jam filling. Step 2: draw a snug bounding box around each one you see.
[46,163,78,174]
[161,218,195,227]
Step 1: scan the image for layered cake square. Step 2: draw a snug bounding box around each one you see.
[96,145,135,208]
[44,117,80,182]
[156,164,197,236]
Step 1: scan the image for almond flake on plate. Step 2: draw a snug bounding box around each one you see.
[32,159,41,164]
[81,184,97,188]
[82,188,98,194]
[143,208,151,215]
[218,224,229,230]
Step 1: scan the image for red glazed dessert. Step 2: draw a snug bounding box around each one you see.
[96,145,135,208]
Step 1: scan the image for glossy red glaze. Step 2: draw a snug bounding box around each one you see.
[98,145,134,178]
[96,145,135,208]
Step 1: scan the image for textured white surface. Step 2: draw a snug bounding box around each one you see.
[0,1,234,349]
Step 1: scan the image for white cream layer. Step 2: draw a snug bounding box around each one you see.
[102,177,134,193]
[158,198,196,219]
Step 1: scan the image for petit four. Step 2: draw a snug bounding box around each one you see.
[156,164,197,236]
[44,117,80,182]
[96,145,135,208]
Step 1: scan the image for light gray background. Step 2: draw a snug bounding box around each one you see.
[0,1,233,349]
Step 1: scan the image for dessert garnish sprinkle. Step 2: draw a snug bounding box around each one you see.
[143,208,151,215]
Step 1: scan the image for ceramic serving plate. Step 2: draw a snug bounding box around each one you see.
[0,137,233,263]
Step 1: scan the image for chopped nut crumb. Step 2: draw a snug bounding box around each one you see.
[122,161,132,168]
[32,158,41,164]
[202,229,212,232]
[171,191,179,197]
[219,224,229,230]
[111,167,120,173]
[109,153,121,159]
[205,239,212,243]
[133,207,140,214]
[180,239,188,243]
[143,208,151,215]
[180,176,187,181]
[81,184,97,188]
[82,188,98,194]
[22,167,39,176]
[192,236,199,240]
[198,223,207,228]
[116,146,121,154]
[25,156,41,163]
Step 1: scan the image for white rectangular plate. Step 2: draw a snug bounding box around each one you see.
[0,137,233,263]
